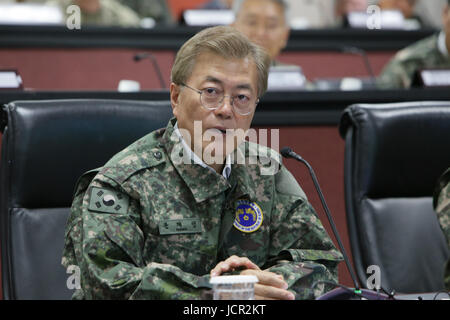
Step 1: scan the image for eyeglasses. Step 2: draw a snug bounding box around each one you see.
[181,83,259,116]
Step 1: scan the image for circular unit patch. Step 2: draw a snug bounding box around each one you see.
[233,200,263,233]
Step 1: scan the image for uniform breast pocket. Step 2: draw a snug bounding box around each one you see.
[144,219,216,275]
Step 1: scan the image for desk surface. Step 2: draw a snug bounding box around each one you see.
[0,25,436,51]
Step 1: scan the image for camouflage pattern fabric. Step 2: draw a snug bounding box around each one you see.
[377,33,450,89]
[62,118,343,300]
[117,0,174,25]
[434,168,450,291]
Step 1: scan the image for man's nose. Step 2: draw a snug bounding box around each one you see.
[253,24,266,39]
[214,96,234,118]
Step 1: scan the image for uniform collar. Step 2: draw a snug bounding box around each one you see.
[162,118,240,203]
[173,122,232,180]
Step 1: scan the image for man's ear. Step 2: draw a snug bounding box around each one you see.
[170,82,181,117]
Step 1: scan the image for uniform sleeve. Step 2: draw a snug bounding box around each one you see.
[433,169,450,291]
[263,166,344,299]
[376,57,410,89]
[64,174,211,300]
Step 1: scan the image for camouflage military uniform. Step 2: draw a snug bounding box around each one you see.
[377,33,450,89]
[62,118,343,299]
[433,168,450,291]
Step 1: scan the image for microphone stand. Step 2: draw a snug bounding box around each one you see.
[281,147,361,293]
[341,46,377,86]
[134,52,166,89]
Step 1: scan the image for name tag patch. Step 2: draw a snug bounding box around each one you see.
[159,219,202,235]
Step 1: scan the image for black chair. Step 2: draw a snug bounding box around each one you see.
[0,99,172,299]
[339,101,450,294]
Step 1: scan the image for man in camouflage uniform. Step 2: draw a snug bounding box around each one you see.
[377,0,450,89]
[433,168,450,291]
[62,26,343,300]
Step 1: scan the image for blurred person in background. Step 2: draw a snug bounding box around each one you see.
[200,0,233,10]
[47,0,141,27]
[378,0,423,28]
[335,0,370,20]
[231,0,314,90]
[117,0,174,26]
[377,0,450,88]
[231,0,290,65]
[414,0,448,30]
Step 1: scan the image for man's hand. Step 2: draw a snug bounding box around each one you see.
[210,255,295,300]
[240,269,295,300]
[210,255,260,277]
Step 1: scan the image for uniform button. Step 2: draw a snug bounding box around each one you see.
[153,151,162,160]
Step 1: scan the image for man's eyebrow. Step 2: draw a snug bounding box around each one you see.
[205,76,223,85]
[204,76,254,92]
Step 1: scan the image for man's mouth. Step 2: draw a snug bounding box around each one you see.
[211,127,228,135]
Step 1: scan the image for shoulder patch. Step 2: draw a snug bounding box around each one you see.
[88,187,130,214]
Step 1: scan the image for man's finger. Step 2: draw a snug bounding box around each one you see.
[254,283,295,300]
[240,269,287,289]
[240,269,295,300]
[210,256,260,277]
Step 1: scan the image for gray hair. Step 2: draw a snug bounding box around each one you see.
[232,0,289,24]
[171,26,271,97]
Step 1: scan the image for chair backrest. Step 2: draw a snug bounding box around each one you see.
[0,99,172,299]
[339,101,450,294]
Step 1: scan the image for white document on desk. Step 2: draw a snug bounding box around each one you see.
[267,65,307,91]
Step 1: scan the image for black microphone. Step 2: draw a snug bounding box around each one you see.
[134,52,166,89]
[340,46,376,85]
[280,146,361,293]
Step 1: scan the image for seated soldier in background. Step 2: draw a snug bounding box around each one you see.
[62,25,343,300]
[335,0,370,26]
[200,0,233,10]
[47,0,141,27]
[231,0,290,66]
[378,0,423,28]
[117,0,174,26]
[231,0,314,90]
[377,0,450,88]
[433,167,450,291]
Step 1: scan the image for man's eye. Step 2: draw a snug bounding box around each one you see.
[245,20,258,27]
[204,88,220,95]
[236,94,250,102]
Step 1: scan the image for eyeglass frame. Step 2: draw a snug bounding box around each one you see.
[180,83,259,116]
